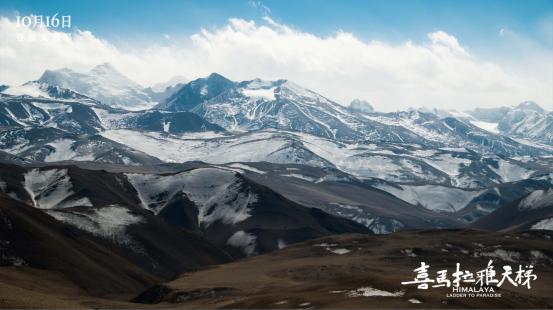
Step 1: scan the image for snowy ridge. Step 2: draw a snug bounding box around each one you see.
[2,83,52,98]
[323,203,406,234]
[519,189,553,210]
[374,183,483,213]
[531,218,553,231]
[193,77,428,143]
[102,129,331,168]
[1,68,552,234]
[22,168,92,209]
[43,139,78,162]
[46,205,144,245]
[466,102,552,146]
[488,157,534,182]
[101,129,543,189]
[361,110,455,144]
[126,168,257,226]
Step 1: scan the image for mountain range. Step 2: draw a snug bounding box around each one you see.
[1,63,552,307]
[1,64,551,226]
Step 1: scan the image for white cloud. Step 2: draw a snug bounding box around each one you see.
[0,16,551,111]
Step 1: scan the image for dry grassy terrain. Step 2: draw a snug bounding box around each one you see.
[2,229,551,308]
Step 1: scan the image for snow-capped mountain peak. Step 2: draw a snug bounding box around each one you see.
[278,80,329,103]
[186,76,369,138]
[0,81,99,104]
[156,73,236,111]
[514,101,544,113]
[35,64,156,111]
[463,101,552,145]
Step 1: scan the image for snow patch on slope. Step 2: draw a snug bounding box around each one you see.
[421,154,470,176]
[44,139,77,162]
[531,218,553,231]
[226,230,257,256]
[489,159,534,182]
[281,173,317,182]
[519,189,553,210]
[375,184,481,212]
[478,249,520,263]
[470,121,499,134]
[2,84,52,98]
[345,287,404,297]
[227,163,266,174]
[327,248,351,255]
[23,168,92,209]
[126,168,257,226]
[101,129,328,167]
[241,87,276,101]
[47,205,144,245]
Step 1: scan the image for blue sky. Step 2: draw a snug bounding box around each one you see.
[2,0,552,50]
[1,0,552,110]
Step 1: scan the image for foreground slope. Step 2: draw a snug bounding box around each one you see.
[471,189,553,231]
[135,230,553,309]
[0,162,372,257]
[0,195,231,297]
[3,230,551,308]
